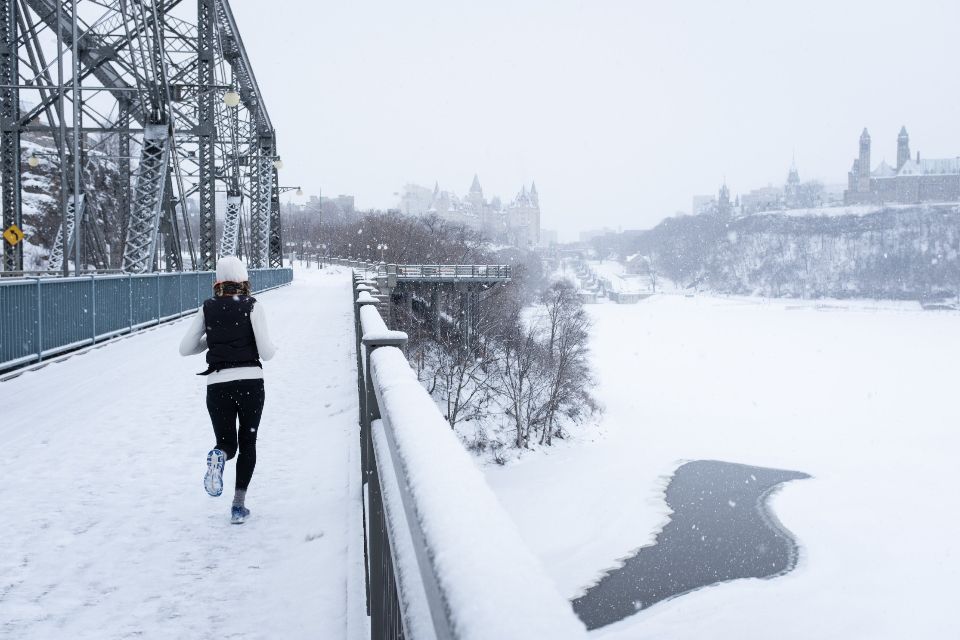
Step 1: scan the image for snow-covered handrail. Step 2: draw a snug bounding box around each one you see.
[360,305,407,345]
[350,273,586,639]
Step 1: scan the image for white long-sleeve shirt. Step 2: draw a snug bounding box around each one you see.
[179,300,277,385]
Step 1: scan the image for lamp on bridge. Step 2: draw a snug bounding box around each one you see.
[27,154,39,168]
[223,90,241,108]
[296,187,303,196]
[273,158,283,170]
[378,243,388,262]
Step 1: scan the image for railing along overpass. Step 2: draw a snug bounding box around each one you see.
[324,257,511,284]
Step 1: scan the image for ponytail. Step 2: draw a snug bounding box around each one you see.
[214,281,251,297]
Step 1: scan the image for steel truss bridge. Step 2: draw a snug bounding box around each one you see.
[1,0,283,276]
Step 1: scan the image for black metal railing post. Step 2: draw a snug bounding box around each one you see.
[362,330,407,639]
[354,276,388,619]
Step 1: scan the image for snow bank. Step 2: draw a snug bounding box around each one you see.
[369,346,587,639]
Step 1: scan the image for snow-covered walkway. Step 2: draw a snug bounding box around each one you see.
[1,267,361,640]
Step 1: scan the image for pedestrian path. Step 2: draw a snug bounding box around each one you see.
[0,266,361,640]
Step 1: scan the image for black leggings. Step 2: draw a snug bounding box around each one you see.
[206,379,265,491]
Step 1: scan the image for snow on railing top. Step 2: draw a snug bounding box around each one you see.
[359,304,407,345]
[356,290,378,304]
[367,345,587,639]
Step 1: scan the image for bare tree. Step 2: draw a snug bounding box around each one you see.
[495,311,549,448]
[540,280,595,444]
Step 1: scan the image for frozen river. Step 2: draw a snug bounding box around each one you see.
[486,294,960,639]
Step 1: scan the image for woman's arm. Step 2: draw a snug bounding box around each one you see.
[251,302,278,360]
[179,311,207,356]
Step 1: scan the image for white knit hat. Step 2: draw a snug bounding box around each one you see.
[216,255,249,282]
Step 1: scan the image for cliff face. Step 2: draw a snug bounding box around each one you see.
[631,205,960,299]
[19,131,126,270]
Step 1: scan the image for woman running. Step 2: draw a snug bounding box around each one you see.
[179,256,278,524]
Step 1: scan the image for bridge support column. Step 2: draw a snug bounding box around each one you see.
[428,285,440,330]
[458,284,480,350]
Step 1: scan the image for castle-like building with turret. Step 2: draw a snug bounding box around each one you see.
[845,127,960,204]
[398,175,541,248]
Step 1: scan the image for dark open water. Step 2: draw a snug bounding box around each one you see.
[572,460,810,630]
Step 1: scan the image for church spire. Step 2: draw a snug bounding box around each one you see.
[897,126,910,171]
[530,181,539,206]
[858,128,871,192]
[469,174,482,195]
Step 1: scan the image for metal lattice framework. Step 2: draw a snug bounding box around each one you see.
[0,0,282,275]
[217,190,239,256]
[46,191,82,271]
[248,146,272,268]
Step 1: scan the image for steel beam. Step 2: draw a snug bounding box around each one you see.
[219,191,241,256]
[248,141,273,268]
[161,170,182,271]
[48,194,84,272]
[122,123,170,273]
[116,99,132,267]
[197,0,216,270]
[1,0,21,272]
[268,163,282,268]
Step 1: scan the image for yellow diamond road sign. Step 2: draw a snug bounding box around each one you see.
[3,224,25,246]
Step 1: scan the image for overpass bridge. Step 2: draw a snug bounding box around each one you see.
[324,257,511,348]
[0,265,587,639]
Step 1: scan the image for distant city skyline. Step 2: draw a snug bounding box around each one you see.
[232,0,960,241]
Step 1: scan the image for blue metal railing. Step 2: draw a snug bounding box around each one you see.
[0,268,293,371]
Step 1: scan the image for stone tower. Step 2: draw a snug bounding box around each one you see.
[466,174,485,210]
[469,174,483,198]
[718,182,731,215]
[897,126,910,171]
[785,158,800,206]
[858,128,871,192]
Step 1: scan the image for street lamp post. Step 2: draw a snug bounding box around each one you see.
[378,243,387,262]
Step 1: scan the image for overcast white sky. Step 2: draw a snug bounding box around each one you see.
[231,0,960,239]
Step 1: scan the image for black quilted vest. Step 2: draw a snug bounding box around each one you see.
[200,295,261,375]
